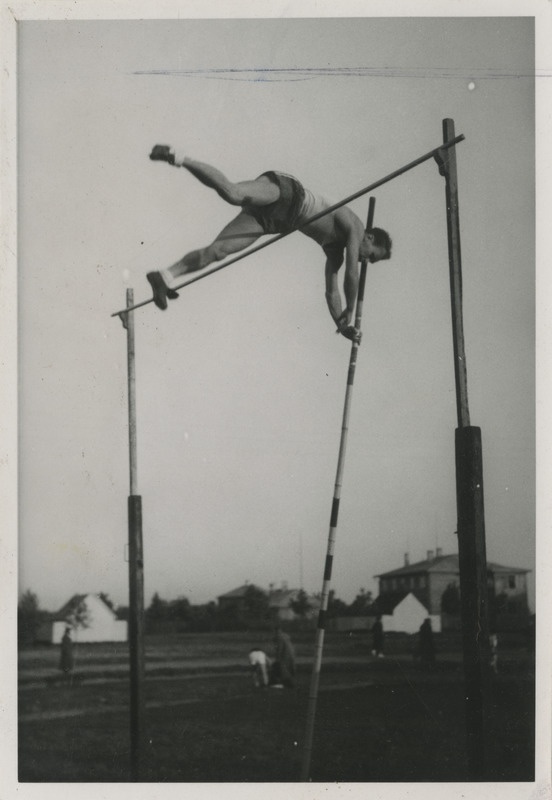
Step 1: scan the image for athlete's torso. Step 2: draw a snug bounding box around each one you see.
[299,191,364,252]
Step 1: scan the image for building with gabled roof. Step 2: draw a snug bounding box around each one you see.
[37,593,127,644]
[268,584,319,622]
[374,549,530,629]
[218,582,319,623]
[380,592,441,634]
[217,582,264,612]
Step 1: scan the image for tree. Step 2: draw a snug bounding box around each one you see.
[18,590,46,645]
[168,596,191,630]
[441,583,461,615]
[217,601,243,631]
[290,589,311,618]
[349,588,374,615]
[188,602,217,632]
[66,597,91,638]
[327,589,349,618]
[242,585,271,628]
[489,590,527,618]
[168,596,190,619]
[146,592,169,622]
[145,592,171,633]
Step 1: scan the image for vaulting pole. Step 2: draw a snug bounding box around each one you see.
[300,197,376,782]
[435,119,491,778]
[111,135,464,318]
[121,289,146,781]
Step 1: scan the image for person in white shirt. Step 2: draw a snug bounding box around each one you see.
[248,648,270,688]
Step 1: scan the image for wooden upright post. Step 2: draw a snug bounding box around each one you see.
[123,289,146,781]
[437,119,491,778]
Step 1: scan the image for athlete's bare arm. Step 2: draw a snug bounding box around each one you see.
[331,208,365,341]
[324,234,362,343]
[325,251,345,328]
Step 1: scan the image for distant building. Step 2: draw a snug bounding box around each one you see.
[217,582,319,623]
[374,549,530,631]
[217,583,265,614]
[37,593,127,644]
[267,583,319,622]
[376,592,441,634]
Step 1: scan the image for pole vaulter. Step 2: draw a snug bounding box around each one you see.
[111,134,464,320]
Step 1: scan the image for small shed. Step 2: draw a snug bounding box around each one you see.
[38,593,127,644]
[380,592,441,634]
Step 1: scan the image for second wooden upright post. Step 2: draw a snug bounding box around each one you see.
[437,118,491,778]
[123,289,146,782]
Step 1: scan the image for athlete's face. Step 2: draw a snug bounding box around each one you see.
[360,234,388,263]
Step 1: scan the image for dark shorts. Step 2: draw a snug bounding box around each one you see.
[245,171,306,235]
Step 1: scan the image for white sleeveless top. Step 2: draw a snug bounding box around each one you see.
[299,187,331,221]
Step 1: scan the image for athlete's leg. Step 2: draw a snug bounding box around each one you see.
[150,146,280,207]
[168,211,265,279]
[147,211,265,309]
[181,159,280,207]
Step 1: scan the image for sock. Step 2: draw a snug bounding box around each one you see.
[159,267,175,288]
[171,148,187,167]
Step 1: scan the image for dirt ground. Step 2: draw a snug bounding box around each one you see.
[18,642,535,783]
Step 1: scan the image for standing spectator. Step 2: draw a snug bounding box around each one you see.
[371,615,385,658]
[248,648,270,688]
[489,633,499,674]
[270,627,296,689]
[419,618,435,665]
[59,627,74,679]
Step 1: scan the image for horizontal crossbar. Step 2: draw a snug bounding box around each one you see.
[112,133,464,318]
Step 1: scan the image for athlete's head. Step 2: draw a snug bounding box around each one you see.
[362,227,392,263]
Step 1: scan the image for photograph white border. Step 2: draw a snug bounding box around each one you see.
[1,2,550,799]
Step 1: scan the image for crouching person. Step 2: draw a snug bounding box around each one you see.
[248,648,270,688]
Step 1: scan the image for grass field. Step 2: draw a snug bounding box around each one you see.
[18,631,535,783]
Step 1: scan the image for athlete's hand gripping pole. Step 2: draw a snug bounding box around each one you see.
[353,195,376,343]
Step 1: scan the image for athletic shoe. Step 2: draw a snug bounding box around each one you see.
[147,271,179,310]
[149,145,175,165]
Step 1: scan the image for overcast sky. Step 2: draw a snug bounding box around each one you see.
[11,9,543,619]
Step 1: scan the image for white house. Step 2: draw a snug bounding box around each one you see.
[381,592,441,634]
[38,593,127,644]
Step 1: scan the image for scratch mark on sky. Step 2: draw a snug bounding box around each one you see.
[131,66,546,82]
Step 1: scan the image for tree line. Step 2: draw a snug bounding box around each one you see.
[17,585,379,643]
[138,586,377,634]
[20,581,520,643]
